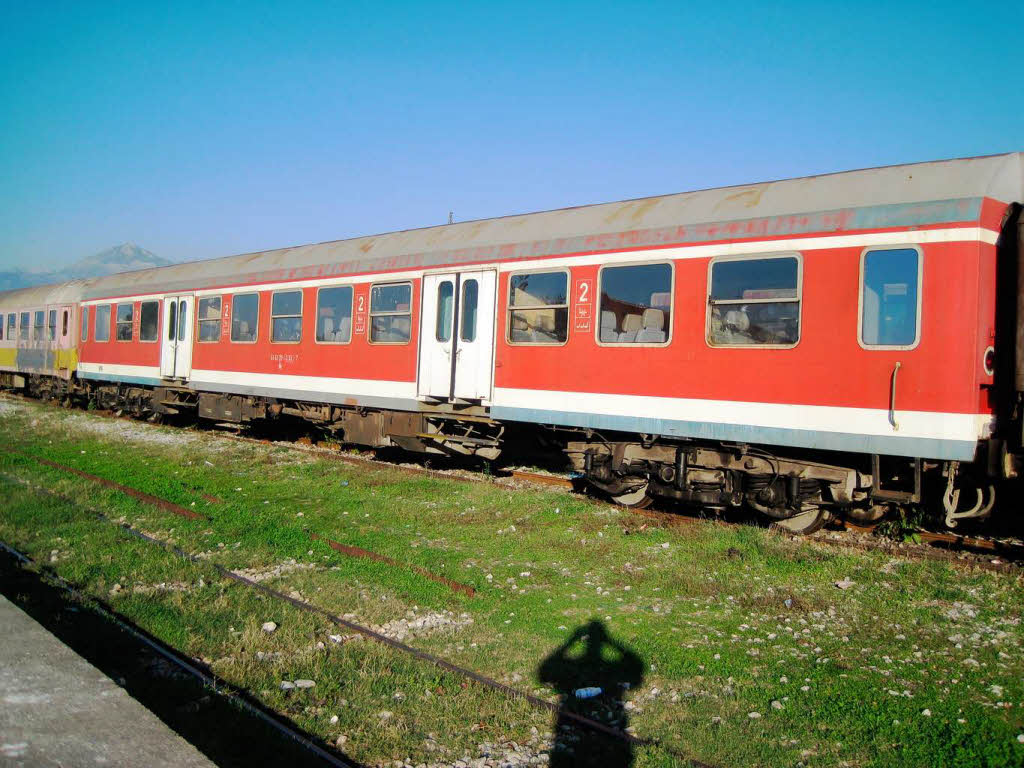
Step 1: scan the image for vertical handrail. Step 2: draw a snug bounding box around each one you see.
[889,362,901,430]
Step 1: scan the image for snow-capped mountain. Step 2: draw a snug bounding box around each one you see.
[0,243,174,290]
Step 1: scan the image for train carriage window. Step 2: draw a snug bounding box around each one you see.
[94,304,111,342]
[507,270,568,345]
[198,296,222,342]
[0,316,4,341]
[115,303,134,341]
[8,313,15,340]
[47,310,56,341]
[230,293,259,343]
[707,255,800,347]
[315,286,352,344]
[369,282,412,344]
[140,301,159,342]
[271,290,302,343]
[461,279,479,342]
[860,247,921,348]
[61,310,69,338]
[435,281,454,342]
[598,263,672,345]
[33,311,44,341]
[20,312,30,340]
[80,307,89,342]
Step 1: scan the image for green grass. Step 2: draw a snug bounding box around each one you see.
[1,397,1022,767]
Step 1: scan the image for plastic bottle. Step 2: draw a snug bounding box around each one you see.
[574,686,602,699]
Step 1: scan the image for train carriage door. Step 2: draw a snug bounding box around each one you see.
[418,274,457,400]
[57,305,74,376]
[452,270,496,401]
[417,270,497,403]
[160,294,194,379]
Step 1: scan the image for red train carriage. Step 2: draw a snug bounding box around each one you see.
[2,153,1022,533]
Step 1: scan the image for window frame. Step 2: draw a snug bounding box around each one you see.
[229,292,260,344]
[115,302,134,342]
[196,295,223,344]
[594,260,675,348]
[460,277,479,343]
[19,312,30,341]
[857,245,923,351]
[94,304,111,342]
[139,300,159,343]
[81,306,89,342]
[7,313,15,340]
[269,289,303,345]
[367,280,413,346]
[32,310,44,341]
[47,309,57,341]
[313,285,354,346]
[705,252,803,350]
[506,267,571,347]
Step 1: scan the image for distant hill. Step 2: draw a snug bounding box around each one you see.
[0,243,174,291]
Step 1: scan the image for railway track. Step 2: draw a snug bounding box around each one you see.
[4,391,1024,577]
[0,467,711,768]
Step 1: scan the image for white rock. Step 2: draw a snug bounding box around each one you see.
[295,679,315,688]
[379,710,394,720]
[771,700,783,710]
[921,709,931,717]
[1017,734,1024,743]
[330,715,339,724]
[748,712,761,719]
[834,579,855,590]
[280,681,295,690]
[262,621,278,633]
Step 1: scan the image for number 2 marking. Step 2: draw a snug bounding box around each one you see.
[578,282,589,304]
[357,295,365,312]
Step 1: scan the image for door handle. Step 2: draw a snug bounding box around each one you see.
[889,362,901,431]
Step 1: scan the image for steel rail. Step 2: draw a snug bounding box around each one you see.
[0,538,356,768]
[0,469,713,768]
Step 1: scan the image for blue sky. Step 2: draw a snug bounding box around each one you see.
[1,1,1021,271]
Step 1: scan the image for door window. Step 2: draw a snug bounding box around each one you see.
[61,310,69,338]
[177,300,188,342]
[435,281,454,342]
[860,248,920,348]
[460,279,478,342]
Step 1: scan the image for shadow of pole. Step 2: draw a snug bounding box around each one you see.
[538,620,645,767]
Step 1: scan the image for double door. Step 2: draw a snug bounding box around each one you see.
[160,295,193,379]
[418,270,497,402]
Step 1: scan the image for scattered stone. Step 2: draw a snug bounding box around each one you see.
[921,709,932,717]
[330,715,339,724]
[748,712,761,719]
[295,679,315,689]
[378,711,393,720]
[771,700,783,710]
[262,621,278,634]
[280,681,295,690]
[834,579,855,590]
[711,716,722,725]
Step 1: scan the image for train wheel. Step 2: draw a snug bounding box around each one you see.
[771,506,829,535]
[609,483,655,509]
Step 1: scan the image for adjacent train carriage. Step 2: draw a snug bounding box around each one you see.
[2,153,1023,533]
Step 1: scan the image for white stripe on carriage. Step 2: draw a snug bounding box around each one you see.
[491,387,993,444]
